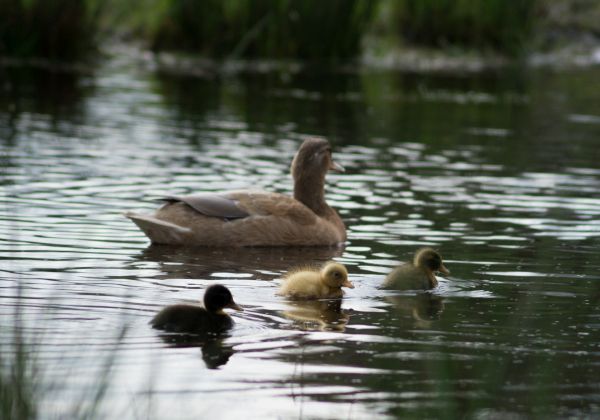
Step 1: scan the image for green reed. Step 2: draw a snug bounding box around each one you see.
[0,0,102,60]
[390,0,538,55]
[147,0,379,60]
[0,324,38,419]
[0,0,589,62]
[0,283,128,420]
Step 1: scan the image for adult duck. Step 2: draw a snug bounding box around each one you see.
[126,138,346,246]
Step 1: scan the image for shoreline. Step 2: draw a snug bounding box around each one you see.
[2,39,599,76]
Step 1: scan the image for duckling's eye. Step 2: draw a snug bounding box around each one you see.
[428,256,441,269]
[318,147,331,157]
[333,271,341,278]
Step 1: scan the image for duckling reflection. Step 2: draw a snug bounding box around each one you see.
[385,293,445,328]
[156,334,234,369]
[278,261,354,299]
[282,299,351,331]
[135,244,344,281]
[383,248,450,290]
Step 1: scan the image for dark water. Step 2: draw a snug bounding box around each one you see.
[1,54,600,418]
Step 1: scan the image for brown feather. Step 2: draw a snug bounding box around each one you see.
[126,138,346,247]
[161,194,249,219]
[383,248,447,290]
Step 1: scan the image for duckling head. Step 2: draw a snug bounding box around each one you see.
[291,138,344,183]
[414,248,450,276]
[204,284,243,313]
[320,262,354,289]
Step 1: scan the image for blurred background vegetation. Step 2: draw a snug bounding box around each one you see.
[0,0,102,60]
[0,0,598,61]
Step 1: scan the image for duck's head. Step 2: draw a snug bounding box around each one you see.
[204,284,243,313]
[413,248,450,276]
[291,138,344,182]
[320,261,354,289]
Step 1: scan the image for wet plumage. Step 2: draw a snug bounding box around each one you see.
[151,284,242,334]
[279,261,354,299]
[383,248,450,290]
[126,138,346,246]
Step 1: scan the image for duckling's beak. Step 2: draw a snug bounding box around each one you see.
[438,264,450,276]
[329,160,345,173]
[226,301,244,311]
[342,279,355,289]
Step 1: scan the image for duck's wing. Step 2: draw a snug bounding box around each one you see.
[161,193,250,219]
[150,304,211,333]
[162,191,316,225]
[227,191,317,225]
[151,305,234,334]
[382,264,426,290]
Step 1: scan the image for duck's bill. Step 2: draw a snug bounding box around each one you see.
[438,264,450,276]
[342,279,355,289]
[227,302,244,311]
[329,160,345,173]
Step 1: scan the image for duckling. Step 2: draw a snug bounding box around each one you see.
[382,248,449,290]
[151,284,242,334]
[125,138,346,246]
[278,261,354,299]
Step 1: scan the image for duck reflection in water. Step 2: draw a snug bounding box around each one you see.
[385,293,445,329]
[136,244,344,281]
[151,284,241,369]
[283,299,351,332]
[157,334,235,369]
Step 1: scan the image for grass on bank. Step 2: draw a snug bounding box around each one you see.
[2,0,597,62]
[374,0,538,56]
[147,0,379,60]
[0,0,103,61]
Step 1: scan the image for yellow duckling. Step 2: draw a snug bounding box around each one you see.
[383,248,449,290]
[278,261,354,299]
[151,284,243,334]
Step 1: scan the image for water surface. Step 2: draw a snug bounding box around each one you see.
[1,57,600,418]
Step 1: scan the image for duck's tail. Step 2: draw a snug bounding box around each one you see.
[124,212,191,244]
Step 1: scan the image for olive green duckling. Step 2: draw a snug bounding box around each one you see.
[151,284,243,334]
[383,248,450,290]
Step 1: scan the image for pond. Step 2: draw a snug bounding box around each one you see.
[1,53,600,418]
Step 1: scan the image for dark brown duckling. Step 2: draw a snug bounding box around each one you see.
[151,284,243,334]
[125,138,346,246]
[382,248,450,290]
